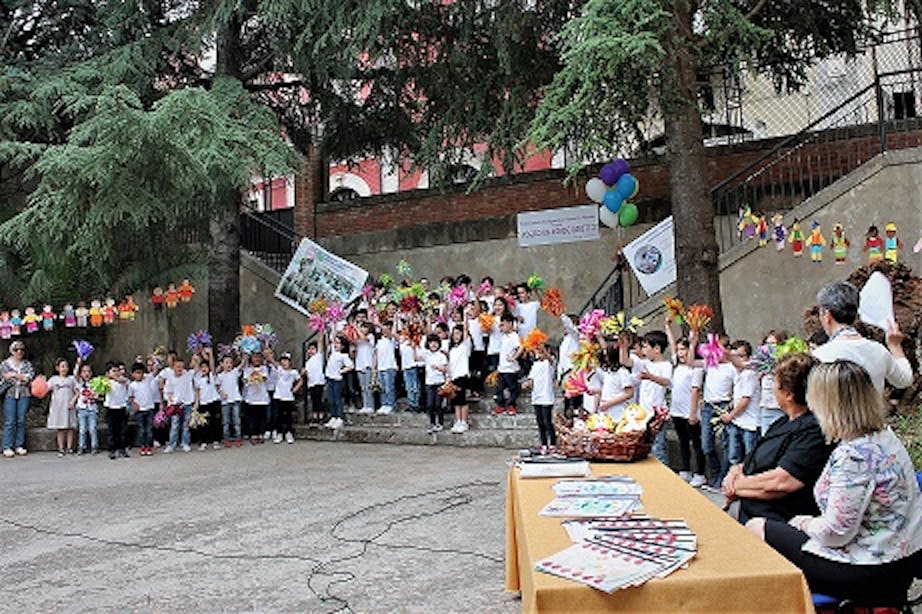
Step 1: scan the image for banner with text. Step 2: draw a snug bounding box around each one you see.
[274,238,369,316]
[622,216,676,296]
[517,204,600,247]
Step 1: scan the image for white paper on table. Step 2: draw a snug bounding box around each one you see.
[518,461,591,479]
[858,271,894,332]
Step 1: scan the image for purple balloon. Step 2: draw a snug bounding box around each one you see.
[599,159,630,186]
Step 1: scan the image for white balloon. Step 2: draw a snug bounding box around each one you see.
[585,178,608,203]
[599,205,619,229]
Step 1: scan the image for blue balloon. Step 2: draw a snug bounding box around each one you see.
[615,173,638,199]
[603,190,623,213]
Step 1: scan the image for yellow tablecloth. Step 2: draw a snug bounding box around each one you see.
[505,459,814,612]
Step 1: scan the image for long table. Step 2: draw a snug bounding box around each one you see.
[505,459,814,612]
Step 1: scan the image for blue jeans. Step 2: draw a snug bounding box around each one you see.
[168,404,193,448]
[727,423,759,466]
[378,369,397,407]
[760,407,785,435]
[357,367,374,410]
[2,395,29,450]
[78,408,99,451]
[701,401,730,485]
[136,410,153,447]
[651,427,669,466]
[221,402,241,440]
[402,369,420,410]
[326,379,345,418]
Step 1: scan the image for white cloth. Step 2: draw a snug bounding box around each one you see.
[128,379,155,410]
[601,368,632,421]
[528,359,556,406]
[515,300,540,337]
[194,373,221,405]
[273,368,300,401]
[670,363,702,419]
[498,331,521,373]
[375,336,398,371]
[813,336,913,393]
[448,339,471,379]
[216,367,242,403]
[104,378,129,408]
[305,353,326,387]
[163,370,196,405]
[731,368,761,431]
[633,358,672,412]
[399,339,421,370]
[703,362,736,403]
[422,349,448,385]
[325,351,353,381]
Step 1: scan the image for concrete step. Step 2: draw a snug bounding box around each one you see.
[336,410,537,429]
[295,423,538,448]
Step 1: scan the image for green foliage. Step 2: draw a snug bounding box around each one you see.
[892,410,922,470]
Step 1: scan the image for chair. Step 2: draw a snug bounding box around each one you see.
[811,471,922,613]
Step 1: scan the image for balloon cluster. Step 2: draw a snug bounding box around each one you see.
[585,159,640,229]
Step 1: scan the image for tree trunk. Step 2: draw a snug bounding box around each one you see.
[664,1,725,332]
[209,17,246,342]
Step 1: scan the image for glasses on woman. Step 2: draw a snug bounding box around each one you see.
[11,347,24,352]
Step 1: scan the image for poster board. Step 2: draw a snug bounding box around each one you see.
[274,238,369,315]
[621,216,676,296]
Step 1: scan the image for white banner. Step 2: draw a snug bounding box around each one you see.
[274,238,369,316]
[517,204,600,247]
[622,216,676,296]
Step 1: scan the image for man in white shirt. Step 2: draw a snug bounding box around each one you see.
[812,281,912,394]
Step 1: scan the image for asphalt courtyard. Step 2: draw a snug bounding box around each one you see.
[0,442,521,613]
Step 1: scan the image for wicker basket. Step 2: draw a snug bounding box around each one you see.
[554,412,668,462]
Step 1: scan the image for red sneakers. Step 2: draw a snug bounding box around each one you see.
[224,440,232,448]
[506,406,517,415]
[493,405,505,416]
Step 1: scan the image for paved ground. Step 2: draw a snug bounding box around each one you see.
[0,442,522,613]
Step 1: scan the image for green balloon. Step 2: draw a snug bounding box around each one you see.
[618,203,639,227]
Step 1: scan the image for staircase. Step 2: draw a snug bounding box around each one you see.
[585,65,922,320]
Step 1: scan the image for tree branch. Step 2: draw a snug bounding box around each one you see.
[243,79,306,92]
[745,0,770,21]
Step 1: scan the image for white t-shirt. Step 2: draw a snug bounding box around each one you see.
[634,358,672,412]
[163,370,196,405]
[601,368,632,421]
[467,318,486,352]
[242,365,270,405]
[528,359,556,406]
[104,378,128,408]
[703,362,736,403]
[305,353,326,387]
[760,373,779,409]
[448,339,471,379]
[273,368,300,401]
[731,368,761,431]
[486,319,503,355]
[515,301,540,337]
[145,372,162,404]
[498,331,521,373]
[195,373,221,405]
[813,335,913,393]
[128,379,155,411]
[557,316,580,379]
[376,336,398,371]
[422,349,448,385]
[583,369,602,413]
[354,335,375,371]
[670,363,703,419]
[325,351,353,381]
[399,339,421,370]
[216,367,242,403]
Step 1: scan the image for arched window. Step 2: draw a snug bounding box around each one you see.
[330,187,360,202]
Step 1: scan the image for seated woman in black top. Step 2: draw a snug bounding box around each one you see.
[722,353,834,523]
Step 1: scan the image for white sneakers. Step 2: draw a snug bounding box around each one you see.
[273,433,283,444]
[263,431,272,441]
[358,407,374,415]
[678,471,692,482]
[689,474,707,488]
[14,447,26,456]
[325,417,344,429]
[163,446,175,454]
[2,449,13,458]
[450,420,469,433]
[181,444,191,453]
[199,443,208,451]
[285,432,295,444]
[376,405,393,415]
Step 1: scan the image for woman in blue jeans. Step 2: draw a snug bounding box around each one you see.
[2,341,35,457]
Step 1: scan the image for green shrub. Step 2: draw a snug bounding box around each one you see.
[891,410,922,470]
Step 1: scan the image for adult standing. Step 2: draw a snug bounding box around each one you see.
[812,281,912,393]
[2,341,35,457]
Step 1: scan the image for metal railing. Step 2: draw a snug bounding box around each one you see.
[240,205,299,274]
[584,65,922,316]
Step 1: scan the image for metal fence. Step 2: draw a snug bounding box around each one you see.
[240,206,298,274]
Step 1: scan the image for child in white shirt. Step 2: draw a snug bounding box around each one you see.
[216,355,243,445]
[688,331,736,489]
[493,313,523,416]
[447,322,472,433]
[621,330,673,466]
[128,362,155,456]
[303,341,326,423]
[418,334,448,433]
[271,352,302,444]
[104,361,130,459]
[374,323,399,415]
[523,344,557,453]
[324,335,354,429]
[354,321,376,414]
[725,340,760,467]
[666,322,706,486]
[194,355,222,450]
[594,344,634,422]
[163,357,196,453]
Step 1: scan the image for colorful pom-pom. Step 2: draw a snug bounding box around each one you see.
[540,288,565,317]
[72,339,94,361]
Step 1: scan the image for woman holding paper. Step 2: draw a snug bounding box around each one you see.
[722,353,833,523]
[748,361,922,604]
[812,281,912,393]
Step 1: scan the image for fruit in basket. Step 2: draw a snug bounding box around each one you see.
[586,413,615,433]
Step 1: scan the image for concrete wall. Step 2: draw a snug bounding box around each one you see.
[717,147,922,341]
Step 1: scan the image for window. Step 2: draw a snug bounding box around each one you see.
[330,187,360,202]
[893,91,916,119]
